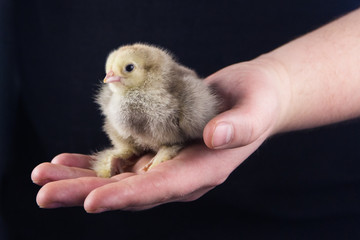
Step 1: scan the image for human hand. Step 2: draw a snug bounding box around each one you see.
[31,57,289,212]
[32,141,260,212]
[203,58,289,149]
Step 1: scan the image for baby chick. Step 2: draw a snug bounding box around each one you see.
[92,43,219,178]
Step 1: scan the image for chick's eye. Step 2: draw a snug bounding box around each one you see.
[125,64,135,72]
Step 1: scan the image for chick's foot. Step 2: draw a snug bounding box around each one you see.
[143,145,183,171]
[92,149,136,177]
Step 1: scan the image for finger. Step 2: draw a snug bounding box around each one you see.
[122,186,215,211]
[31,162,96,186]
[111,172,138,181]
[204,63,278,149]
[51,153,93,169]
[84,172,173,213]
[204,87,276,149]
[120,203,162,211]
[36,177,118,208]
[203,106,254,149]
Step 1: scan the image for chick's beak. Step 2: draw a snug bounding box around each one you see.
[103,70,122,83]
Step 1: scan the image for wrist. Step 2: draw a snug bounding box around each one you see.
[252,54,292,136]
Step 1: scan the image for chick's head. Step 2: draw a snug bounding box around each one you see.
[103,44,171,93]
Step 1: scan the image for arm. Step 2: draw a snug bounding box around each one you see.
[270,8,360,132]
[32,8,360,212]
[204,8,360,149]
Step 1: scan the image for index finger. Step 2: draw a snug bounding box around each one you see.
[51,153,94,168]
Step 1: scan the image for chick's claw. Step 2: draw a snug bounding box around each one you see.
[143,145,182,171]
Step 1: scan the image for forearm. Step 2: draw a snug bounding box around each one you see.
[264,8,360,133]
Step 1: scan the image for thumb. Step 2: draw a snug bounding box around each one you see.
[203,104,269,149]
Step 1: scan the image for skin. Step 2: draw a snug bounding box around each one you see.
[32,8,360,213]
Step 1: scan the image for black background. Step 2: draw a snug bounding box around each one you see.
[1,0,360,239]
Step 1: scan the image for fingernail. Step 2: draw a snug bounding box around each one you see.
[212,122,234,149]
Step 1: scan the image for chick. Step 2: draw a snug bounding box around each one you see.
[92,43,219,178]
